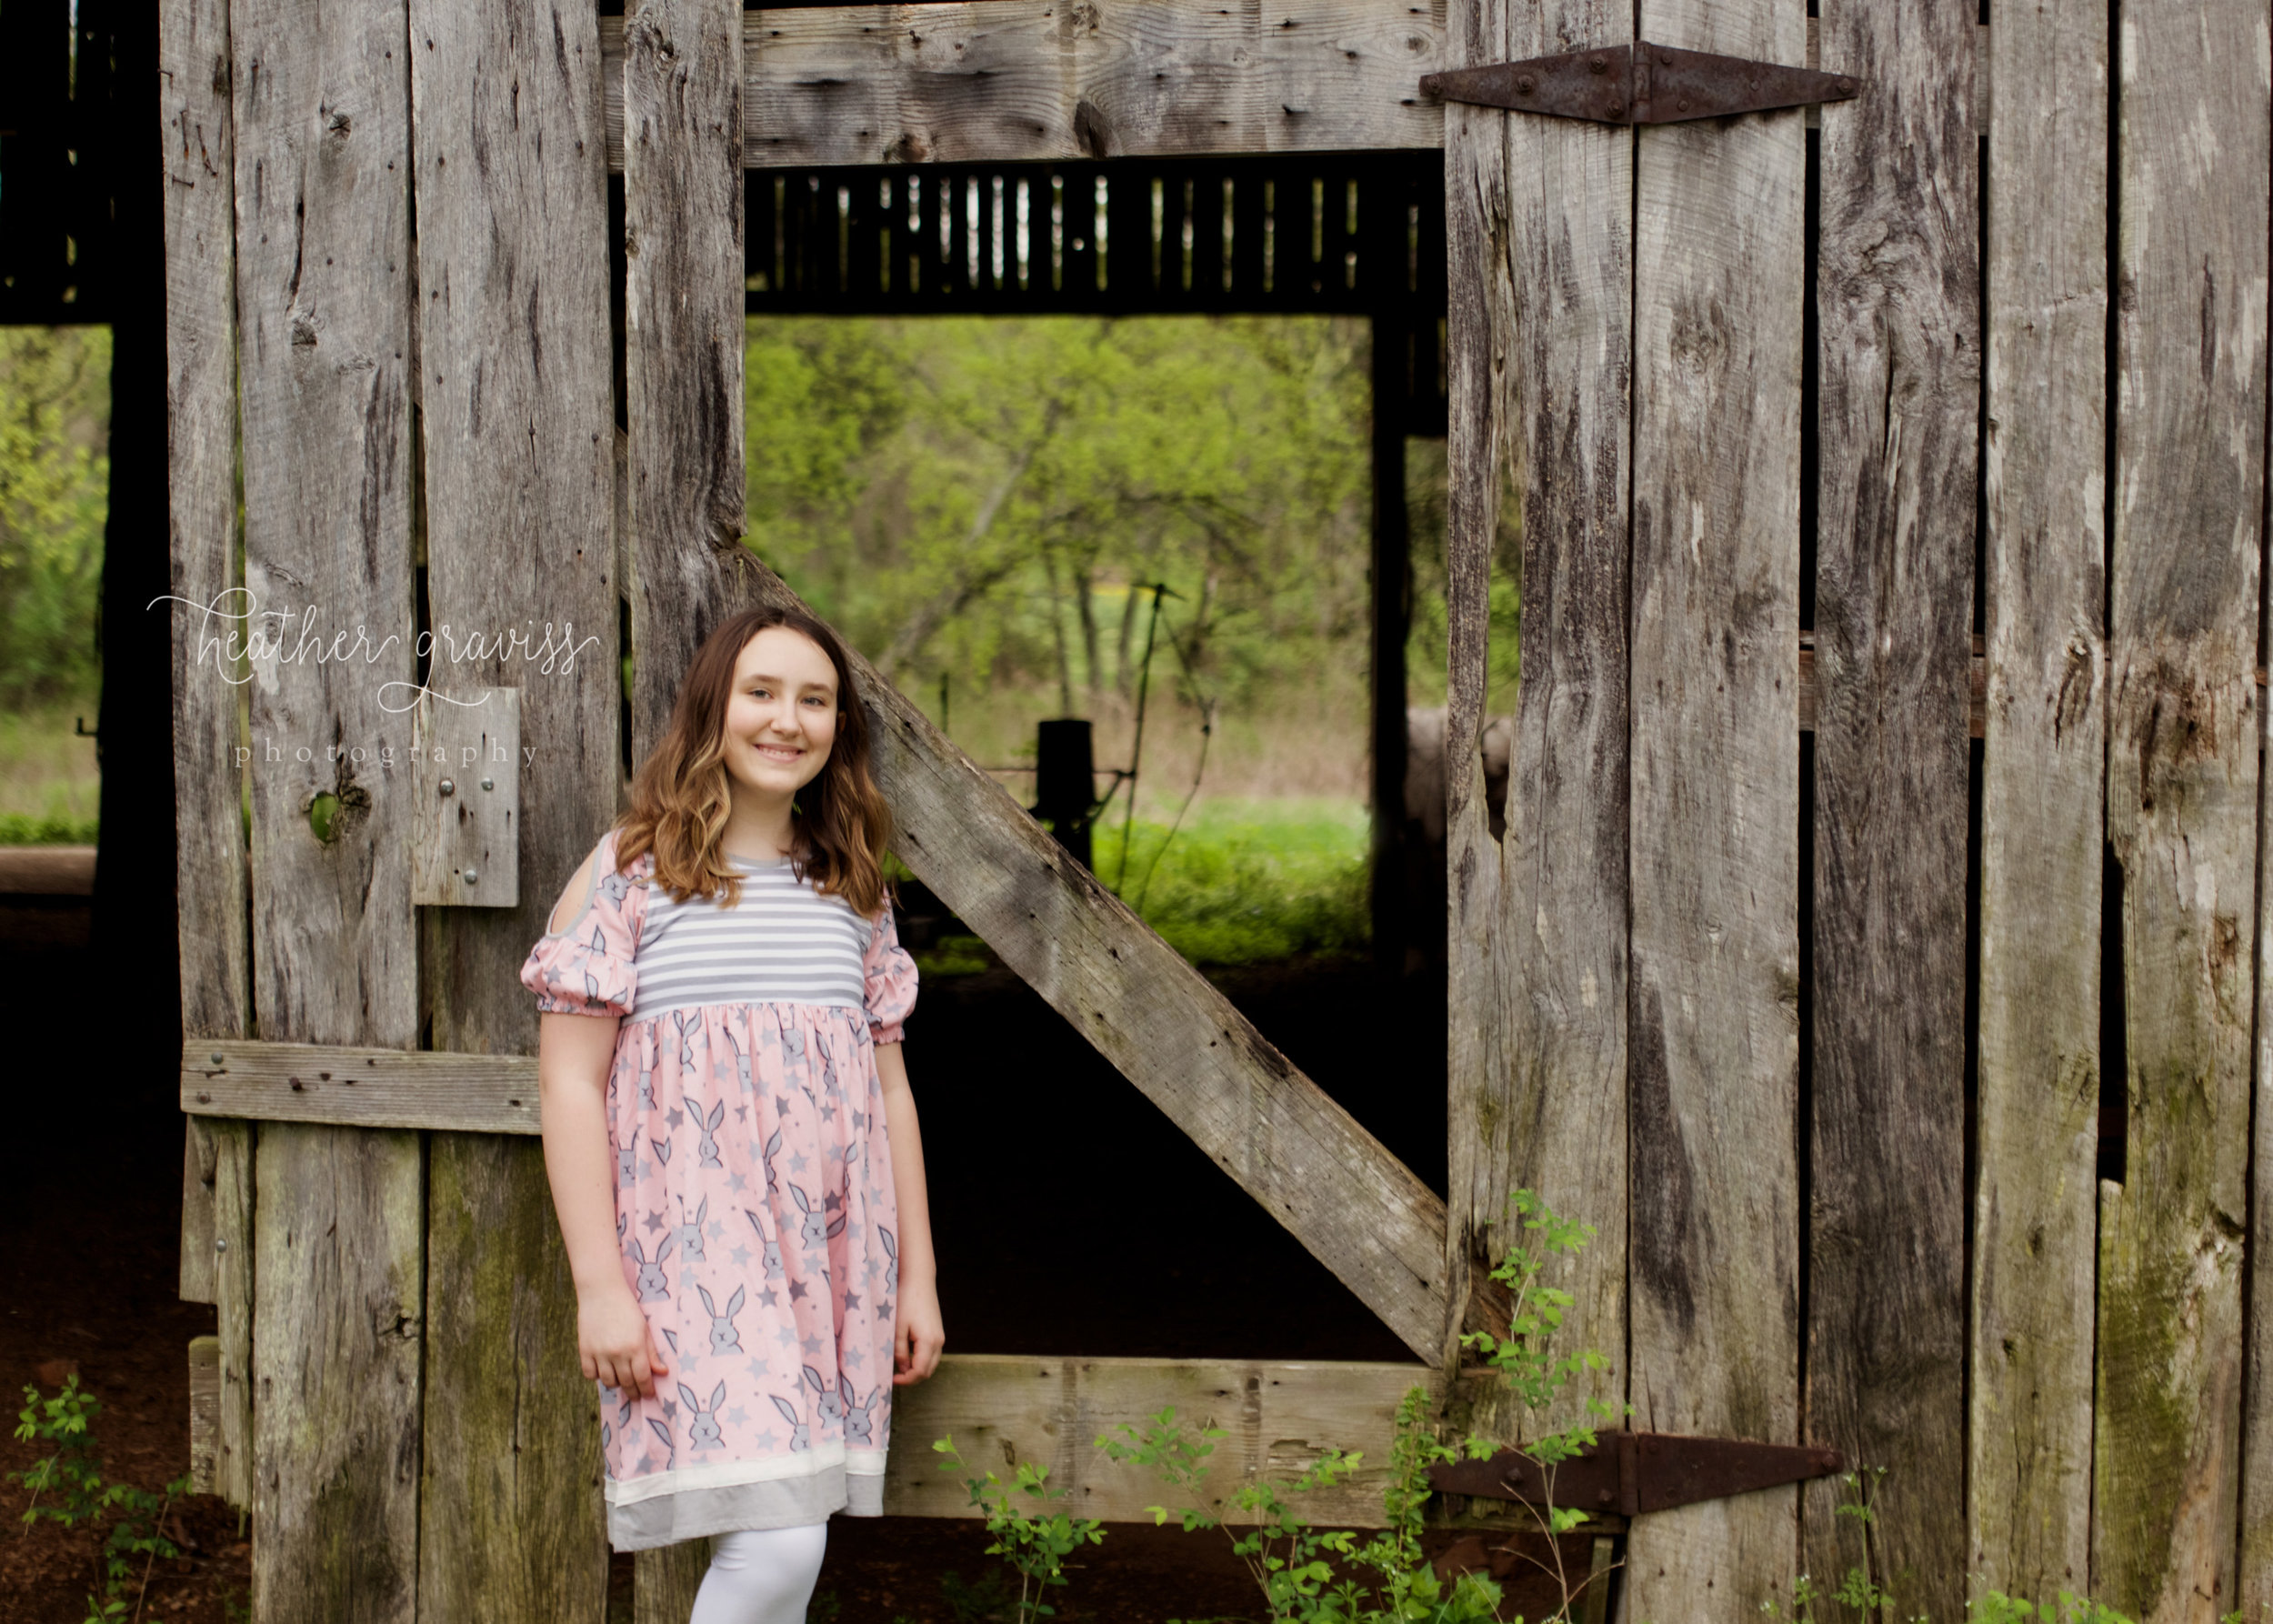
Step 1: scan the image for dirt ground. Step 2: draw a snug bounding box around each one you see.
[0,905,1592,1624]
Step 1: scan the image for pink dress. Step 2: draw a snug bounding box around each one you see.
[518,826,919,1550]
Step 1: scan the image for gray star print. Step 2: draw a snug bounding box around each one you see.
[729,1244,754,1268]
[801,1332,826,1358]
[666,1105,686,1130]
[642,1210,666,1236]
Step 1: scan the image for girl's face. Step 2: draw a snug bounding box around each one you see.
[720,627,839,801]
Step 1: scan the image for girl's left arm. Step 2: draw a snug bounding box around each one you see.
[877,1038,944,1384]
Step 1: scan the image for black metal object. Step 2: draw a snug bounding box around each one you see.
[1032,717,1102,871]
[1421,43,1859,126]
[1426,1430,1844,1517]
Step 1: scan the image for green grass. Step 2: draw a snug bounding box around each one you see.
[0,697,100,841]
[912,796,1371,975]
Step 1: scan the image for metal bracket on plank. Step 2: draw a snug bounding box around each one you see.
[1420,43,1860,125]
[1427,1429,1844,1516]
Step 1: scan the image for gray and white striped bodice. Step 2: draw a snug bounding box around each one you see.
[627,854,872,1021]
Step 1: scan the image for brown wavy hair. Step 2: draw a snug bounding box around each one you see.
[614,606,893,918]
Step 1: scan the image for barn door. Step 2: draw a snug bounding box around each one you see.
[1437,0,1978,1619]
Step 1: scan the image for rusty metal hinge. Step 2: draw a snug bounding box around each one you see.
[1427,1429,1844,1517]
[1421,43,1860,125]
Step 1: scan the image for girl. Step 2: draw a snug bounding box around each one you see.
[521,605,946,1624]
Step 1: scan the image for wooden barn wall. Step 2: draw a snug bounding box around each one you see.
[161,0,2273,1618]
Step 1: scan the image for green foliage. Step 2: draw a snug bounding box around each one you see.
[933,1434,1106,1621]
[743,315,1372,715]
[0,809,96,844]
[9,1376,191,1624]
[0,327,109,710]
[1113,802,1369,967]
[1096,1188,1627,1624]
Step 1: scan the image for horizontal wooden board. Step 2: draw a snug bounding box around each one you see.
[885,1352,1434,1526]
[182,1038,540,1135]
[598,0,1450,171]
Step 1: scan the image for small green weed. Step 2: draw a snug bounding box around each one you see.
[932,1435,1106,1622]
[1096,1186,1627,1624]
[8,1375,192,1624]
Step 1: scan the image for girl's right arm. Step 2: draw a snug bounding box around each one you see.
[536,857,670,1398]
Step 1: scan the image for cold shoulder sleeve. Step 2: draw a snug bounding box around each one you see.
[520,829,646,1018]
[861,901,919,1045]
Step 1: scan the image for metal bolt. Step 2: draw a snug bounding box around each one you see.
[1658,50,1673,65]
[1839,76,1856,92]
[464,867,480,886]
[1678,96,1689,110]
[439,777,456,797]
[480,776,494,791]
[1588,54,1606,72]
[210,1051,225,1066]
[216,1238,228,1252]
[1516,74,1535,93]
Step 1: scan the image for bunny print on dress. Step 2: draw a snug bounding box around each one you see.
[769,1390,812,1452]
[679,1380,729,1453]
[627,1233,676,1303]
[518,827,918,1548]
[697,1283,745,1354]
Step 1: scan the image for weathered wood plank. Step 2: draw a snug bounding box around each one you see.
[213,1118,255,1512]
[624,0,756,767]
[596,1,1448,173]
[181,1117,219,1304]
[253,1123,425,1621]
[2248,650,2273,1619]
[404,6,618,1608]
[1624,0,1806,1613]
[419,1137,608,1620]
[883,1353,1434,1524]
[633,1545,709,1623]
[228,0,425,1609]
[1971,0,2106,1594]
[2097,0,2265,1608]
[160,0,245,1308]
[189,1336,221,1498]
[184,1038,542,1133]
[1807,0,1976,1611]
[1438,0,1632,1441]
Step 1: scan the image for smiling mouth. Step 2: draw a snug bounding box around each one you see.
[753,744,803,761]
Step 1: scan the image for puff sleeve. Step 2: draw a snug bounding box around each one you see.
[519,829,644,1018]
[861,902,919,1044]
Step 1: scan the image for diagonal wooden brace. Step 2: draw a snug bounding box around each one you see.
[736,553,1504,1365]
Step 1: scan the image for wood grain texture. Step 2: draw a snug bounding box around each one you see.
[1972,0,2106,1594]
[190,1336,221,1498]
[252,1123,425,1621]
[228,0,425,1609]
[184,1037,542,1133]
[182,1117,219,1304]
[403,10,617,1603]
[2248,638,2273,1619]
[418,1136,608,1619]
[2097,0,2265,1609]
[596,1,1447,172]
[213,1119,255,1513]
[633,1543,709,1623]
[160,0,245,1307]
[623,0,756,767]
[1807,0,1976,1611]
[405,0,616,1026]
[881,1353,1434,1525]
[1439,0,1632,1437]
[1623,0,1806,1612]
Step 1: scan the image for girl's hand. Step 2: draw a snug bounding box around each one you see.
[580,1283,671,1400]
[892,1278,945,1386]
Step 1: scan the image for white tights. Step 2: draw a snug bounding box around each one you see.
[685,1523,829,1624]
